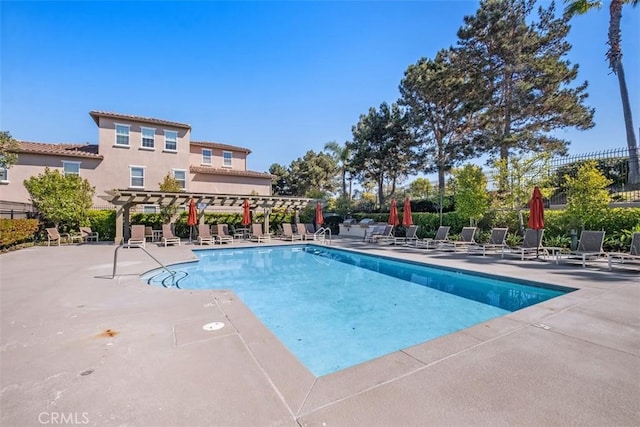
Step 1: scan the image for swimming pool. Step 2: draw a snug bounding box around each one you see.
[144,245,574,376]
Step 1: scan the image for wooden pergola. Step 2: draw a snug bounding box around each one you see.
[99,190,316,243]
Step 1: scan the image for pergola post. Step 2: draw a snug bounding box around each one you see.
[263,207,271,234]
[114,205,128,244]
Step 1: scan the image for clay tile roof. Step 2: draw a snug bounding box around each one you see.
[190,165,275,179]
[89,111,191,130]
[15,141,103,159]
[190,141,252,154]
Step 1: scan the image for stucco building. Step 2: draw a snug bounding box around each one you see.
[1,111,274,216]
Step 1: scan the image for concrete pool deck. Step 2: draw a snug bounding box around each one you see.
[1,238,638,426]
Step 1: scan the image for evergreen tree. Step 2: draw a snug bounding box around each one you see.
[456,0,594,167]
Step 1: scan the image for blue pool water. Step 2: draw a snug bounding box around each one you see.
[144,245,572,376]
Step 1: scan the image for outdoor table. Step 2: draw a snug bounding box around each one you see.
[152,230,163,242]
[543,247,568,264]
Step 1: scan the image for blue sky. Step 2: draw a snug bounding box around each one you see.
[1,1,638,179]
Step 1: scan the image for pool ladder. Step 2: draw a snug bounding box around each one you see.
[112,243,179,287]
[315,227,332,245]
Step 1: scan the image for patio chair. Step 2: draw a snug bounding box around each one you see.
[128,224,146,248]
[161,224,181,247]
[564,230,607,267]
[298,223,317,241]
[197,224,215,245]
[144,226,154,242]
[281,223,303,241]
[46,227,70,246]
[80,226,99,243]
[502,228,545,260]
[416,226,450,249]
[364,224,386,243]
[249,223,271,243]
[215,224,234,245]
[439,227,477,252]
[467,228,508,256]
[373,225,395,244]
[393,225,419,245]
[607,232,640,271]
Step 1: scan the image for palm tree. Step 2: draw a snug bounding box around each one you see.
[564,0,640,186]
[324,141,353,198]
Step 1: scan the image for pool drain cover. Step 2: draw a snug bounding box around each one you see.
[202,322,225,331]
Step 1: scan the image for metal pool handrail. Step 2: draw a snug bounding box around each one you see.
[112,243,176,286]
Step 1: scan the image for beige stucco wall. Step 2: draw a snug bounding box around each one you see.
[189,173,271,195]
[94,117,191,196]
[189,145,247,170]
[1,153,102,205]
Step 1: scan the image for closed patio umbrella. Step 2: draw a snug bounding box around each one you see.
[388,198,399,226]
[187,198,198,242]
[527,186,545,257]
[242,199,251,226]
[315,202,324,227]
[402,197,413,227]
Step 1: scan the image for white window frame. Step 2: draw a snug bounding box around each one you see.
[172,169,187,191]
[115,123,130,147]
[164,130,178,152]
[202,148,212,165]
[141,127,155,150]
[129,165,146,188]
[62,161,81,176]
[222,151,232,168]
[0,167,8,183]
[142,205,158,214]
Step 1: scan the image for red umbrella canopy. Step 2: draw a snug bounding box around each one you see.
[402,197,413,227]
[241,199,251,226]
[528,187,544,230]
[186,198,198,226]
[388,198,399,226]
[315,202,324,226]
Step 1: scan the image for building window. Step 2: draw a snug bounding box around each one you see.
[202,149,212,165]
[173,169,186,190]
[142,205,158,214]
[164,130,177,151]
[62,161,80,176]
[115,124,130,146]
[223,151,232,167]
[141,127,155,149]
[0,167,7,182]
[130,166,145,188]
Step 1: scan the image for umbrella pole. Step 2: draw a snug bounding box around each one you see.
[536,229,540,258]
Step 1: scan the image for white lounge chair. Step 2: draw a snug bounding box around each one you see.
[128,225,146,248]
[215,224,234,244]
[564,230,607,267]
[249,223,271,243]
[197,224,215,245]
[161,224,181,247]
[439,227,477,252]
[281,223,303,241]
[502,228,545,260]
[608,232,640,271]
[468,228,508,256]
[416,226,450,249]
[394,225,419,245]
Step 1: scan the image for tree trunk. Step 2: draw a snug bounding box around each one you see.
[614,60,640,186]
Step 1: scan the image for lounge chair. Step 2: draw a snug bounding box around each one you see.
[373,225,395,244]
[196,224,215,245]
[249,223,271,243]
[439,227,477,252]
[298,223,317,241]
[608,232,640,271]
[80,226,99,242]
[215,224,234,244]
[416,226,450,249]
[502,228,545,260]
[46,227,71,246]
[281,223,303,241]
[467,227,508,256]
[393,225,419,245]
[144,226,154,242]
[564,230,606,267]
[128,224,146,248]
[364,224,387,243]
[161,224,181,247]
